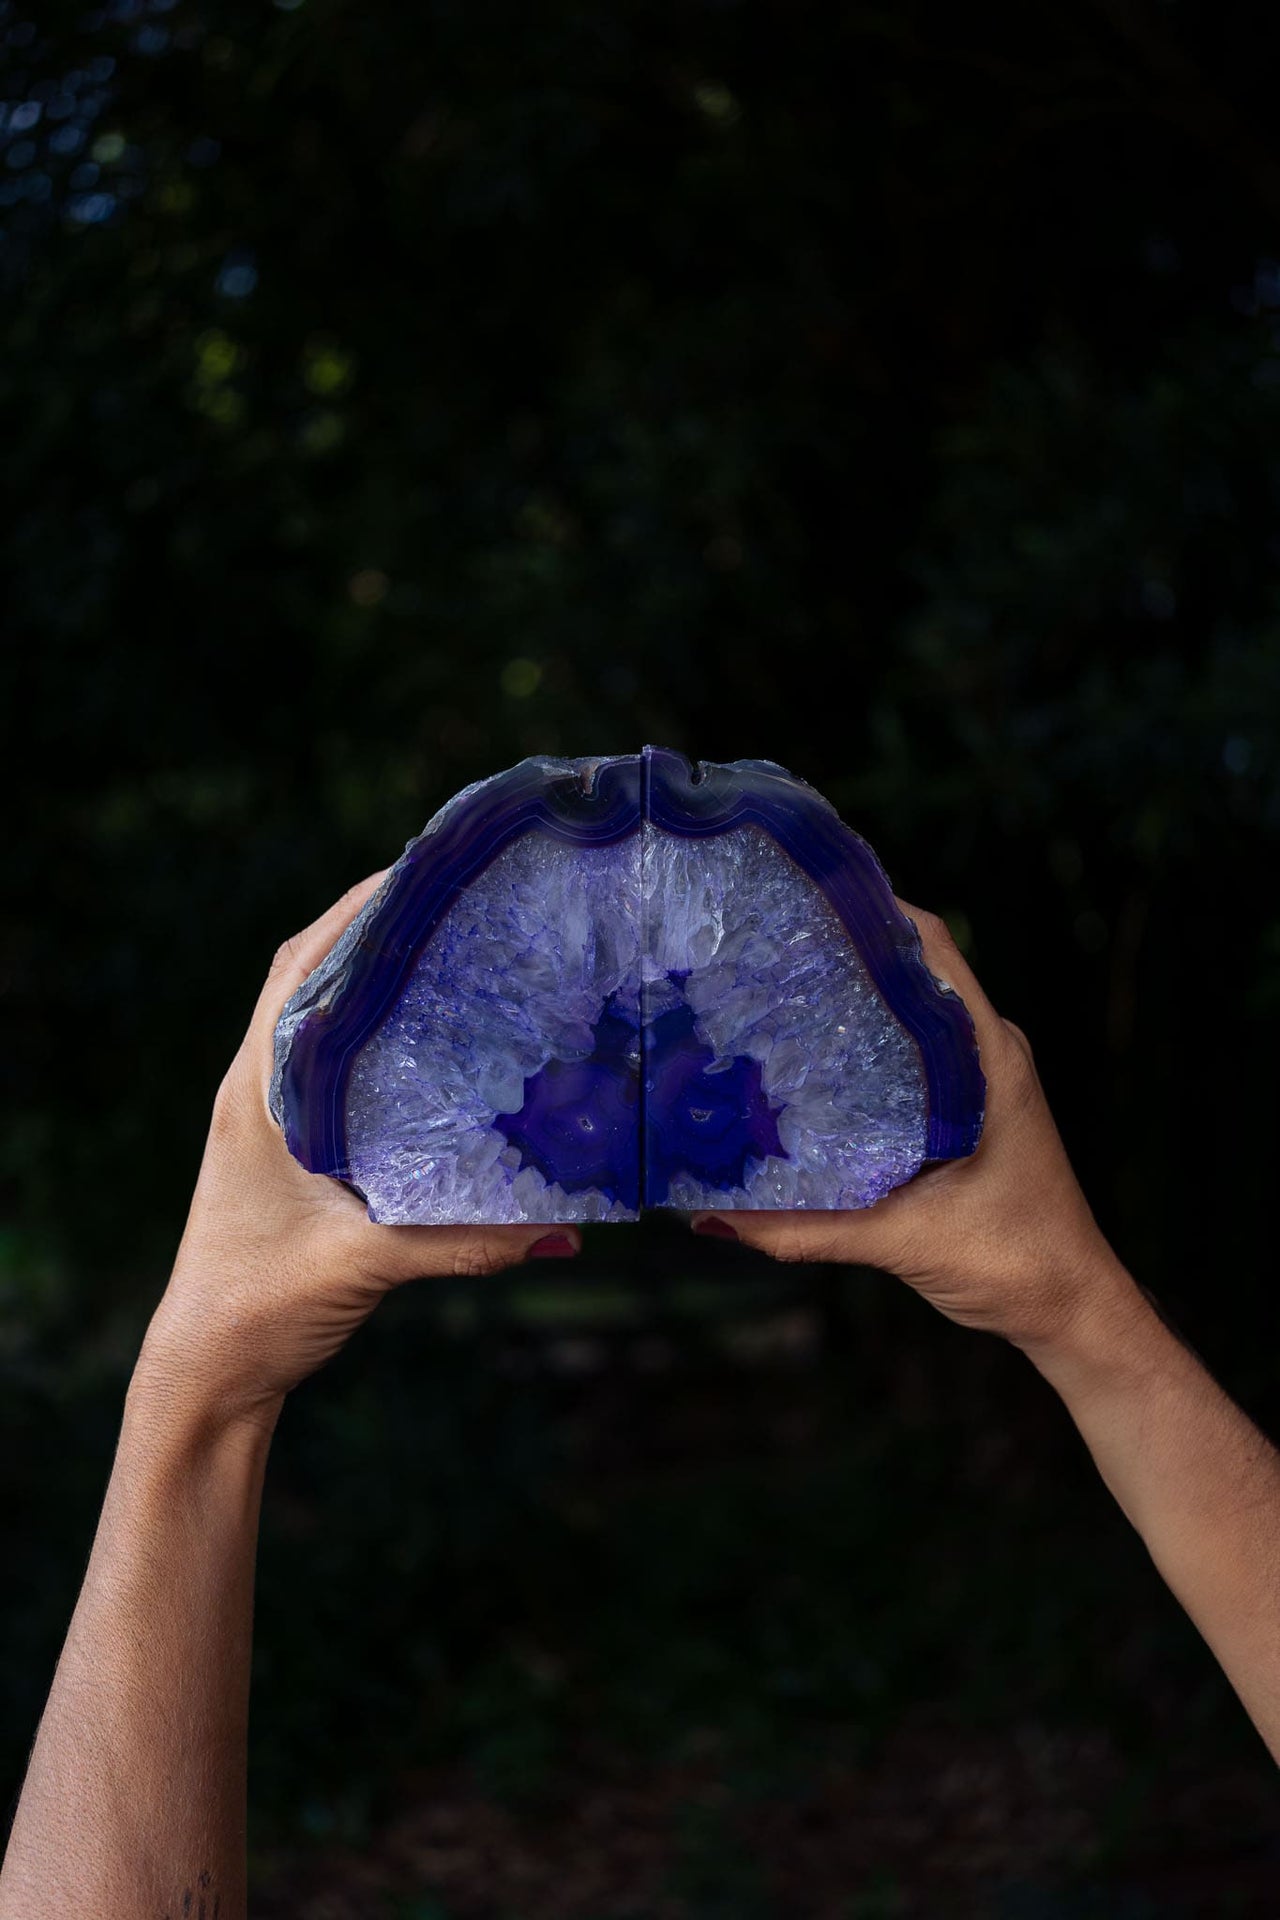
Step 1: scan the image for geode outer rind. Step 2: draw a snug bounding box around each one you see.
[643,748,983,1166]
[269,754,642,1178]
[270,747,986,1221]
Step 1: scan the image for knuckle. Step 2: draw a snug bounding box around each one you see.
[340,879,373,914]
[450,1233,513,1279]
[270,933,304,976]
[769,1226,818,1266]
[1002,1037,1041,1109]
[915,906,950,942]
[210,1063,252,1135]
[1002,1017,1033,1058]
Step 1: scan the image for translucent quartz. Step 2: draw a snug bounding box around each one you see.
[341,823,927,1225]
[643,825,927,1215]
[344,831,643,1225]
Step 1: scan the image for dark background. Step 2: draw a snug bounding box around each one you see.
[3,1,1280,1912]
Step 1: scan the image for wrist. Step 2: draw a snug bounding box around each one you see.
[1012,1253,1168,1402]
[129,1315,286,1458]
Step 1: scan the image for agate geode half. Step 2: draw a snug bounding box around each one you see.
[270,748,985,1224]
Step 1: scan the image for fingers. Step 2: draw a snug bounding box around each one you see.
[895,897,995,1025]
[894,897,1023,1070]
[690,1199,906,1270]
[687,902,1024,1270]
[251,868,392,1034]
[269,868,392,988]
[353,1219,582,1286]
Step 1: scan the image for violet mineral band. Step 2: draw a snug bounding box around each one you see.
[270,747,986,1222]
[273,753,642,1176]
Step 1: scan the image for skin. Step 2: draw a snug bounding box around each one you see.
[694,904,1280,1771]
[0,874,582,1917]
[693,897,1138,1354]
[2,883,1277,1915]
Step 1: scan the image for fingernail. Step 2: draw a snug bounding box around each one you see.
[527,1233,579,1261]
[692,1216,738,1241]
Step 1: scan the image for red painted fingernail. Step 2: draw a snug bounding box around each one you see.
[527,1233,579,1260]
[692,1216,738,1241]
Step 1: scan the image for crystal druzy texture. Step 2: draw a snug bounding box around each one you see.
[270,749,986,1224]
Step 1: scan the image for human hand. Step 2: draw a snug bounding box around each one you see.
[136,873,580,1431]
[691,903,1142,1357]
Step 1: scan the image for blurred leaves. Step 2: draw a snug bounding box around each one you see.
[3,0,1280,1904]
[3,0,1279,1303]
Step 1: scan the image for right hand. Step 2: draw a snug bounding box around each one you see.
[691,902,1142,1357]
[137,872,580,1434]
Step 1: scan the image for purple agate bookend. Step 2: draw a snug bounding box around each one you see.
[269,748,986,1224]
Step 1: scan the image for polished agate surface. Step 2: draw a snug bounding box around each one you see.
[270,749,985,1223]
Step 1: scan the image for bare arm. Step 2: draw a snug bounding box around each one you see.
[0,1381,272,1918]
[1023,1284,1280,1762]
[693,903,1280,1766]
[0,873,580,1917]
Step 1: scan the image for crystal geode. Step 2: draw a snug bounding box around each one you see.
[270,748,985,1224]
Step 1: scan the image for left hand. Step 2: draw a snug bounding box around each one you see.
[690,902,1137,1359]
[137,872,579,1431]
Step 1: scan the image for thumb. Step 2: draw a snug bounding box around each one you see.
[690,1197,910,1270]
[350,1218,583,1286]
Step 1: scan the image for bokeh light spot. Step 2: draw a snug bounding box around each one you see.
[216,250,258,298]
[692,80,742,126]
[348,568,389,608]
[302,340,355,396]
[66,190,116,224]
[195,328,242,380]
[500,657,542,699]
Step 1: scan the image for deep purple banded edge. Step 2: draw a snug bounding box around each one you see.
[644,748,985,1164]
[278,755,642,1175]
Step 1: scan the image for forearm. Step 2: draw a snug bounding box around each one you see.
[0,1350,279,1918]
[1022,1269,1280,1763]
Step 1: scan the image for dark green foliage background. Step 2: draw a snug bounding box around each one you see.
[3,0,1280,1910]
